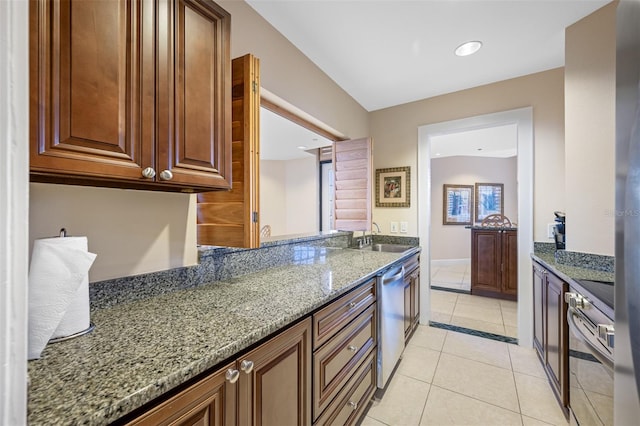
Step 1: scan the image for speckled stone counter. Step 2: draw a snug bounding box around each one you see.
[531,243,614,282]
[531,242,614,317]
[27,245,420,425]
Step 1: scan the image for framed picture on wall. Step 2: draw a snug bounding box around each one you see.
[475,183,504,222]
[375,167,410,207]
[443,184,473,225]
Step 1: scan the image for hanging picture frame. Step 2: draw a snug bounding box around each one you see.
[375,167,410,207]
[475,182,504,222]
[443,184,473,225]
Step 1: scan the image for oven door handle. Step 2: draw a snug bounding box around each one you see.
[567,306,614,373]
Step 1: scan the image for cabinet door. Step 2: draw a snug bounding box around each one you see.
[404,267,420,342]
[238,318,312,426]
[471,229,502,295]
[157,0,231,189]
[197,54,260,247]
[532,264,545,360]
[30,0,154,181]
[125,362,236,426]
[403,276,412,340]
[545,272,569,406]
[411,268,421,329]
[501,230,518,297]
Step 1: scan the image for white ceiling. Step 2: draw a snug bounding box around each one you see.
[430,123,518,158]
[247,0,611,112]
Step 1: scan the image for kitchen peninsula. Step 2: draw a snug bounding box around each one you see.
[27,233,420,425]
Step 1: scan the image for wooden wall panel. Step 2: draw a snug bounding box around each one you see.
[196,54,260,247]
[332,138,372,232]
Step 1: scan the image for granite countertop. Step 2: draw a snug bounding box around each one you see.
[27,246,420,425]
[531,250,614,283]
[531,245,614,318]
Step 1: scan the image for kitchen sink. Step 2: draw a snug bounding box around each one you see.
[371,243,413,253]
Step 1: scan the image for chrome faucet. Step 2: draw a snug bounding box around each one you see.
[372,222,381,234]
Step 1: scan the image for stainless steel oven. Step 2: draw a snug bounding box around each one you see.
[565,280,614,426]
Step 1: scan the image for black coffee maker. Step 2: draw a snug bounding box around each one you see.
[553,211,566,250]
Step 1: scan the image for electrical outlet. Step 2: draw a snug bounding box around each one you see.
[548,223,555,239]
[400,221,408,233]
[390,222,399,233]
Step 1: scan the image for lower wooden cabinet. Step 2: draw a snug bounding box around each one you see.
[471,228,517,300]
[313,351,377,426]
[125,361,236,426]
[125,318,311,426]
[532,261,569,414]
[312,279,377,425]
[403,254,420,342]
[238,318,312,426]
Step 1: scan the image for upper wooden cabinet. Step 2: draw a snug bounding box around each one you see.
[29,0,232,192]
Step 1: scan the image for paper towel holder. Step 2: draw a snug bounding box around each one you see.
[49,323,95,344]
[48,226,96,344]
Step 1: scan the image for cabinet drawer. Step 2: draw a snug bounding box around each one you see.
[404,253,420,275]
[313,279,376,348]
[314,351,376,426]
[313,304,376,419]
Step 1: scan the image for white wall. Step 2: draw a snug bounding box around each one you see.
[260,161,288,236]
[260,156,319,236]
[565,2,616,255]
[370,68,565,241]
[29,184,197,282]
[431,156,518,260]
[285,156,319,234]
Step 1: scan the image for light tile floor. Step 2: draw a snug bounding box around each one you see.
[363,326,569,426]
[430,289,518,339]
[431,261,471,292]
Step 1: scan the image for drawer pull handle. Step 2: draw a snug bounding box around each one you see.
[349,302,357,309]
[225,369,239,383]
[348,401,358,410]
[240,360,254,374]
[348,345,358,352]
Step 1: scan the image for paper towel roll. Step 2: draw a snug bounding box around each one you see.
[28,236,96,360]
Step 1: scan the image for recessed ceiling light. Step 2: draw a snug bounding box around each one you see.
[297,145,308,150]
[435,153,441,156]
[455,41,482,57]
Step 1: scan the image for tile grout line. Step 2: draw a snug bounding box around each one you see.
[417,330,448,426]
[507,343,525,421]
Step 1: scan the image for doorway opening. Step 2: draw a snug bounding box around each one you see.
[418,107,534,347]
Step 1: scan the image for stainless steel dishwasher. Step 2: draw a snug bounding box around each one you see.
[377,263,405,390]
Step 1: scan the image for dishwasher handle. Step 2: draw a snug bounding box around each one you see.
[567,306,614,373]
[382,266,404,285]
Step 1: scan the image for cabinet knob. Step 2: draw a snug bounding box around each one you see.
[348,401,358,410]
[348,301,357,309]
[347,345,358,352]
[225,369,239,384]
[159,169,173,181]
[240,360,254,374]
[141,167,156,179]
